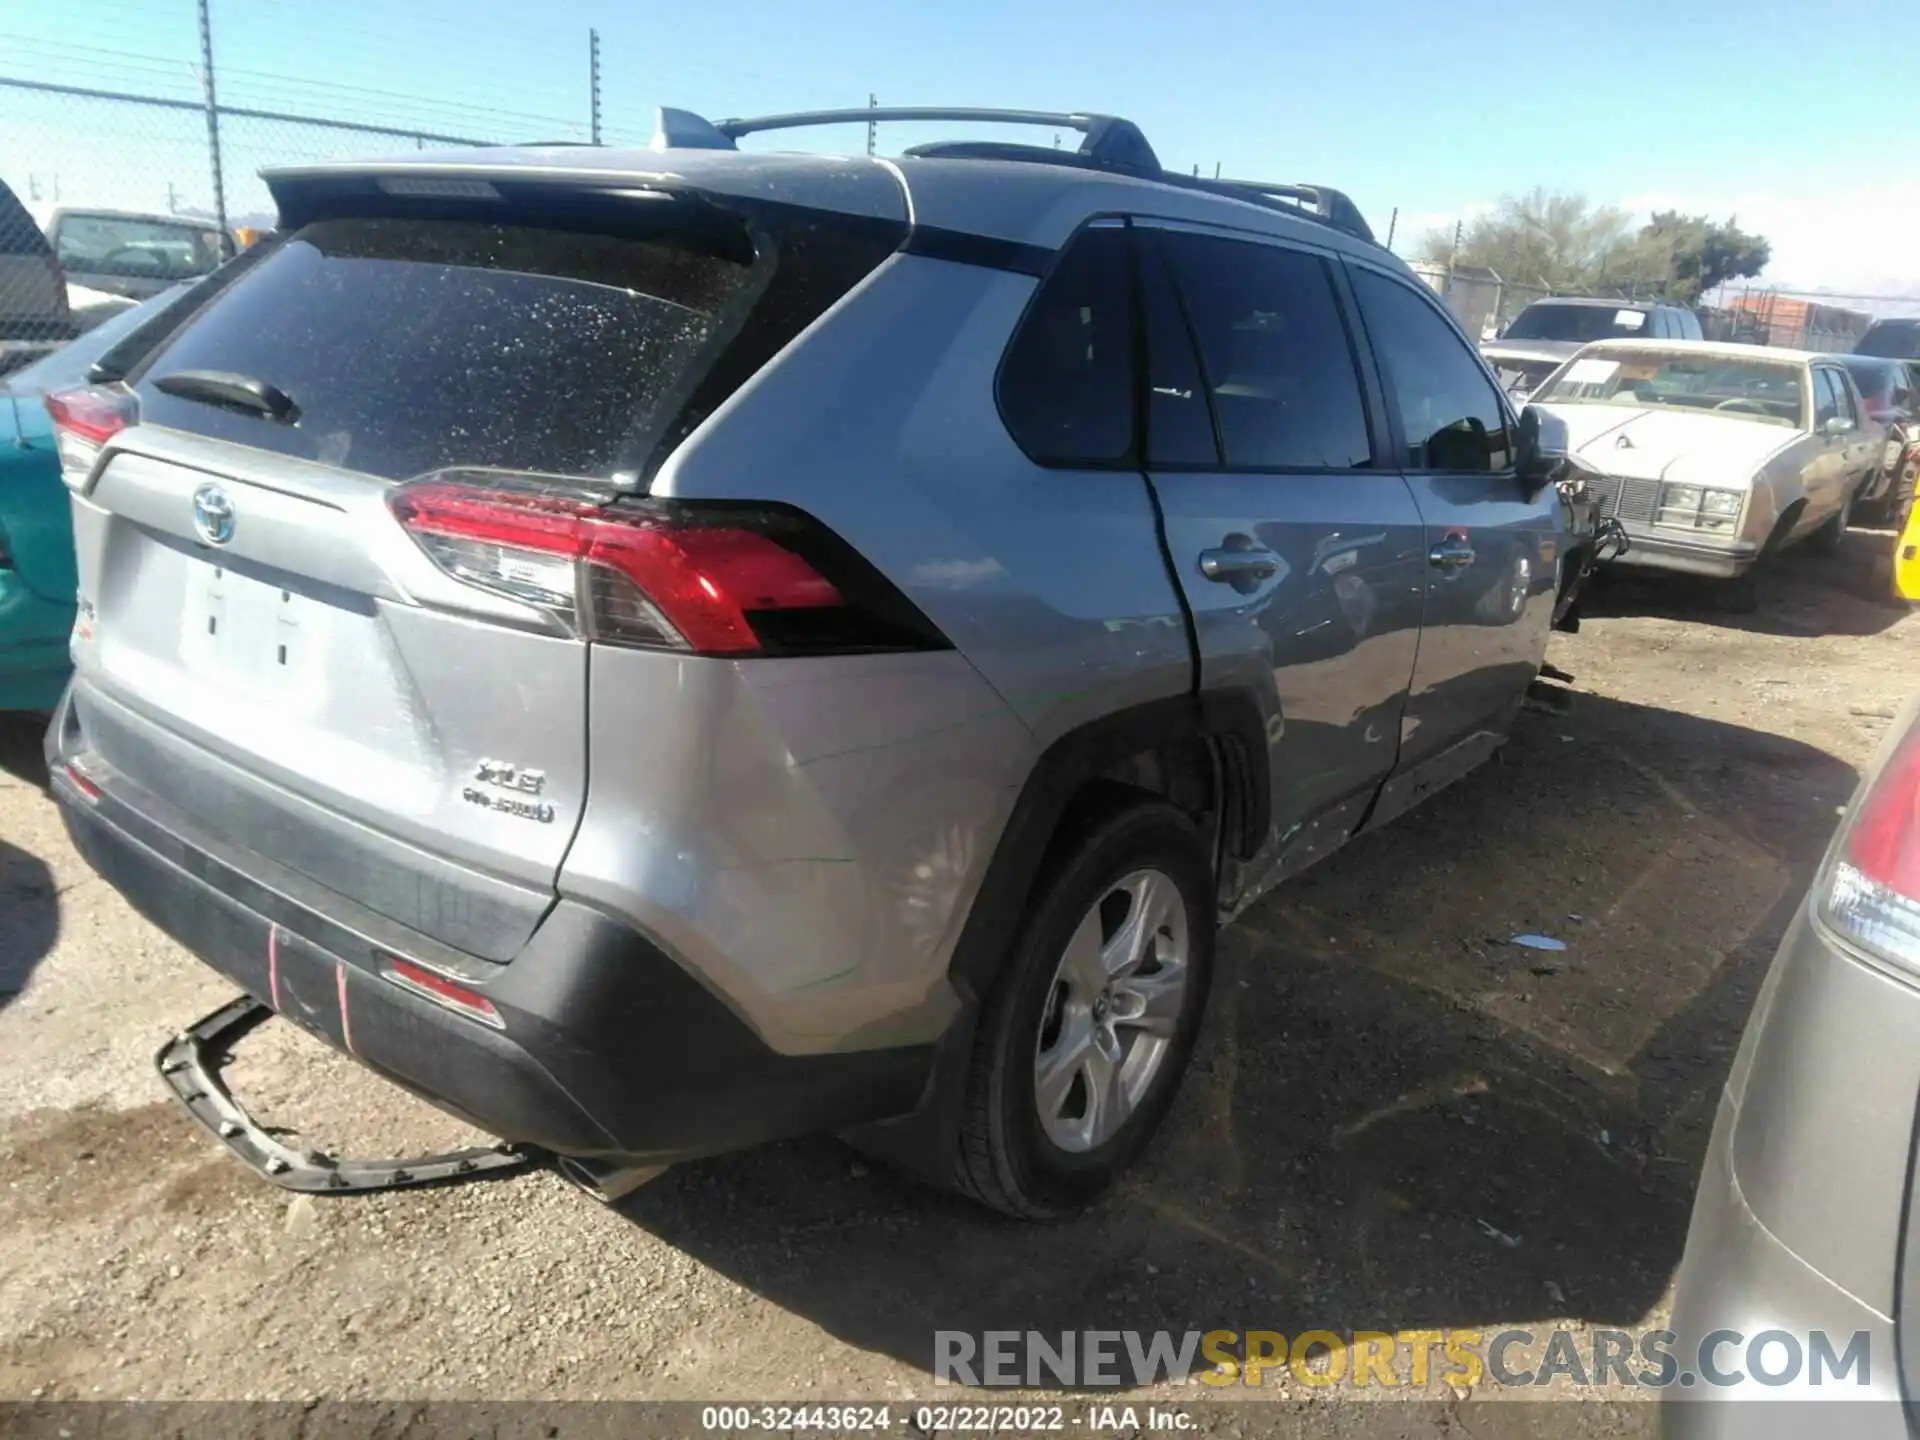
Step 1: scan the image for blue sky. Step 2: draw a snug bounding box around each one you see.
[2,0,1909,294]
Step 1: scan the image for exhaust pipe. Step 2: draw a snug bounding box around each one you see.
[555,1155,669,1204]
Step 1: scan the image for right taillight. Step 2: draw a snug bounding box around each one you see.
[1824,706,1920,971]
[387,474,946,658]
[44,384,138,491]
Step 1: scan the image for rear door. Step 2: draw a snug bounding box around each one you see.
[68,201,770,958]
[1139,222,1425,876]
[1343,259,1559,811]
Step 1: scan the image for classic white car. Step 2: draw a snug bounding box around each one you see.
[1527,340,1880,604]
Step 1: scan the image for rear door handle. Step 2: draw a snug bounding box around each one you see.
[1429,538,1476,570]
[1199,546,1281,583]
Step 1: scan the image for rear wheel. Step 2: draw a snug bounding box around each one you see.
[954,795,1215,1219]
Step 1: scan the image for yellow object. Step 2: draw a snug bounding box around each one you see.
[1895,500,1920,603]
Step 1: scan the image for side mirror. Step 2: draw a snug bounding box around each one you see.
[1516,406,1572,499]
[1823,415,1856,436]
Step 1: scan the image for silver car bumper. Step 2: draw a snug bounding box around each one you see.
[1611,527,1761,579]
[1662,901,1919,1435]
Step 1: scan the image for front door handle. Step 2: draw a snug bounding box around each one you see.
[1429,537,1476,570]
[1199,546,1281,583]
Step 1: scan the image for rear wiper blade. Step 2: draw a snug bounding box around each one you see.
[153,369,300,424]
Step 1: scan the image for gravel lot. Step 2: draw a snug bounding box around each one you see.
[1,529,1913,1432]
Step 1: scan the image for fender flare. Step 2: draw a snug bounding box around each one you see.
[844,688,1270,1181]
[945,689,1269,1000]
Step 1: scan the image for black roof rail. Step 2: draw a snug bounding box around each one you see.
[1166,177,1375,244]
[654,105,1160,174]
[647,105,1376,246]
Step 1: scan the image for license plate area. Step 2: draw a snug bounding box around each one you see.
[181,557,327,698]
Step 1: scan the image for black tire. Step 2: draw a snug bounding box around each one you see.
[1717,569,1761,614]
[1806,488,1853,555]
[953,793,1215,1219]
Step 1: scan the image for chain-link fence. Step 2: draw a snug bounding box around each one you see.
[0,0,602,371]
[1405,263,1552,341]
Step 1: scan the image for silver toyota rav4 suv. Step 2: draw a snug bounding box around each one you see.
[44,106,1596,1215]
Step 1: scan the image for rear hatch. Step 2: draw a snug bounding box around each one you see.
[62,162,907,960]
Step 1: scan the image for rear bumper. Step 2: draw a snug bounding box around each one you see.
[47,701,935,1164]
[1612,529,1759,579]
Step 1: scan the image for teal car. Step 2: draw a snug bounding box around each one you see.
[0,291,181,709]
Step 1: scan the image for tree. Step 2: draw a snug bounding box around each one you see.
[1417,189,1635,292]
[1637,212,1770,303]
[1417,191,1771,303]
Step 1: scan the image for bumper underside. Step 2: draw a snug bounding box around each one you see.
[47,707,936,1166]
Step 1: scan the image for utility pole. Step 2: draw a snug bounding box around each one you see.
[866,94,876,156]
[197,0,227,236]
[589,29,602,144]
[167,181,178,213]
[1212,161,1221,179]
[1385,207,1398,250]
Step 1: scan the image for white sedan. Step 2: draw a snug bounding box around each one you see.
[1527,339,1879,600]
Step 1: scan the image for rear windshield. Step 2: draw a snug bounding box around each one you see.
[54,213,225,282]
[1504,303,1651,343]
[135,216,756,481]
[1856,320,1920,360]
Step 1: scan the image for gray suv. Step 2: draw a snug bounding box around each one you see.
[44,106,1596,1215]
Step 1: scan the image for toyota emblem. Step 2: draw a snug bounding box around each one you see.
[192,483,235,546]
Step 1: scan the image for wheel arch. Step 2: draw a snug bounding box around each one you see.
[946,689,1267,1004]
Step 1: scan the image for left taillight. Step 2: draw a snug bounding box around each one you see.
[1823,705,1920,973]
[387,474,947,658]
[44,384,138,490]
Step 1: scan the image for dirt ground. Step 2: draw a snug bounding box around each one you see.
[0,528,1913,1433]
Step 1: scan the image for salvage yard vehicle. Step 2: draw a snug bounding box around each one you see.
[1836,354,1918,526]
[0,287,189,710]
[30,205,231,305]
[1481,296,1702,401]
[0,178,74,378]
[43,106,1607,1217]
[1664,695,1920,1433]
[1527,339,1877,609]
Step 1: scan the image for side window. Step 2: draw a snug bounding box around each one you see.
[1350,266,1513,473]
[997,224,1134,467]
[1652,311,1672,340]
[1831,371,1858,423]
[1676,308,1703,341]
[1139,240,1219,466]
[1155,230,1371,470]
[1813,369,1841,427]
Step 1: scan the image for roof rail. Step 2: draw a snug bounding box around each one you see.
[1171,178,1375,244]
[647,105,1375,246]
[653,105,1160,173]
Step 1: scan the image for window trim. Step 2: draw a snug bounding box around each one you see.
[1341,256,1519,477]
[1130,216,1388,477]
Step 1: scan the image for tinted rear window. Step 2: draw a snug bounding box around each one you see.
[135,216,755,480]
[1856,320,1920,360]
[1505,303,1650,343]
[0,182,51,258]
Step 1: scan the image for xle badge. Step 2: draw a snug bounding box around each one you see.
[463,758,554,823]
